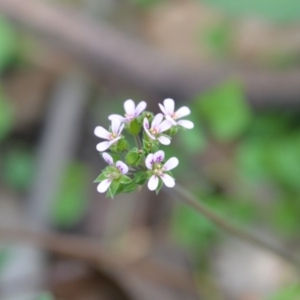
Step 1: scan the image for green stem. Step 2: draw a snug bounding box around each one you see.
[134,134,142,150]
[167,183,300,272]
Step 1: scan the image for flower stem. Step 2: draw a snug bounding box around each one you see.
[167,183,300,271]
[134,134,142,150]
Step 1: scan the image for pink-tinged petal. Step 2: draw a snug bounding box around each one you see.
[96,141,111,152]
[148,175,159,191]
[111,118,121,135]
[165,115,177,126]
[108,114,125,122]
[175,106,190,119]
[143,118,155,140]
[94,126,110,139]
[124,99,135,115]
[117,122,125,135]
[177,119,194,129]
[163,98,175,114]
[97,179,112,193]
[134,101,147,116]
[160,174,175,188]
[158,120,172,133]
[116,161,129,174]
[145,153,154,169]
[102,152,114,165]
[157,135,171,145]
[163,157,179,171]
[153,150,165,163]
[159,103,168,115]
[151,113,163,129]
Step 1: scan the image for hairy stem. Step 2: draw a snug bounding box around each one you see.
[167,183,300,272]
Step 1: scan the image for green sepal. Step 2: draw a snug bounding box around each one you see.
[168,126,178,136]
[120,175,132,184]
[94,172,107,183]
[146,170,153,178]
[155,178,163,195]
[116,138,129,152]
[125,150,140,166]
[138,111,153,124]
[127,119,141,135]
[134,171,148,185]
[122,182,137,193]
[107,180,120,199]
[105,166,117,173]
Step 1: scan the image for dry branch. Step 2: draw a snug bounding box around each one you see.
[0,0,299,107]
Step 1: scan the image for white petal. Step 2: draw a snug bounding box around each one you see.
[145,153,154,170]
[134,101,147,116]
[96,141,111,152]
[144,118,155,140]
[160,173,175,188]
[102,152,113,165]
[148,175,159,191]
[116,161,129,174]
[94,126,110,139]
[158,120,172,133]
[97,179,112,193]
[163,157,179,171]
[153,150,165,163]
[108,114,125,122]
[165,115,177,126]
[163,98,175,114]
[157,135,171,145]
[111,118,121,134]
[124,99,135,115]
[177,119,194,129]
[151,113,163,129]
[175,106,191,119]
[118,122,125,135]
[159,103,168,115]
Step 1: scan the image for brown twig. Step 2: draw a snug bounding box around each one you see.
[0,227,196,293]
[0,0,299,107]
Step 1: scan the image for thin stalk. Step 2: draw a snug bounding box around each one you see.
[167,183,300,271]
[134,134,142,150]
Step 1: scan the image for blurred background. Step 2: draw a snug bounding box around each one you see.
[0,0,300,299]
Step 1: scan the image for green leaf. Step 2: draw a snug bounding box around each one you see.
[94,172,107,182]
[197,81,252,141]
[201,0,300,23]
[134,171,148,185]
[0,88,14,141]
[120,175,132,184]
[107,180,120,198]
[125,150,140,166]
[127,119,142,135]
[0,17,17,71]
[51,162,88,228]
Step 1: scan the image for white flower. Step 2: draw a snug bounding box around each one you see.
[143,113,172,145]
[108,99,147,123]
[159,98,194,129]
[97,152,129,193]
[145,150,179,191]
[94,119,124,152]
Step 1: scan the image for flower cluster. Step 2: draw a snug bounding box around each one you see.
[94,98,193,198]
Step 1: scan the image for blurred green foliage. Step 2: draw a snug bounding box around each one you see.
[34,292,55,300]
[201,0,300,23]
[51,162,88,228]
[0,248,10,276]
[0,87,14,142]
[267,284,300,300]
[2,147,35,191]
[0,17,17,72]
[196,81,252,141]
[172,80,300,257]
